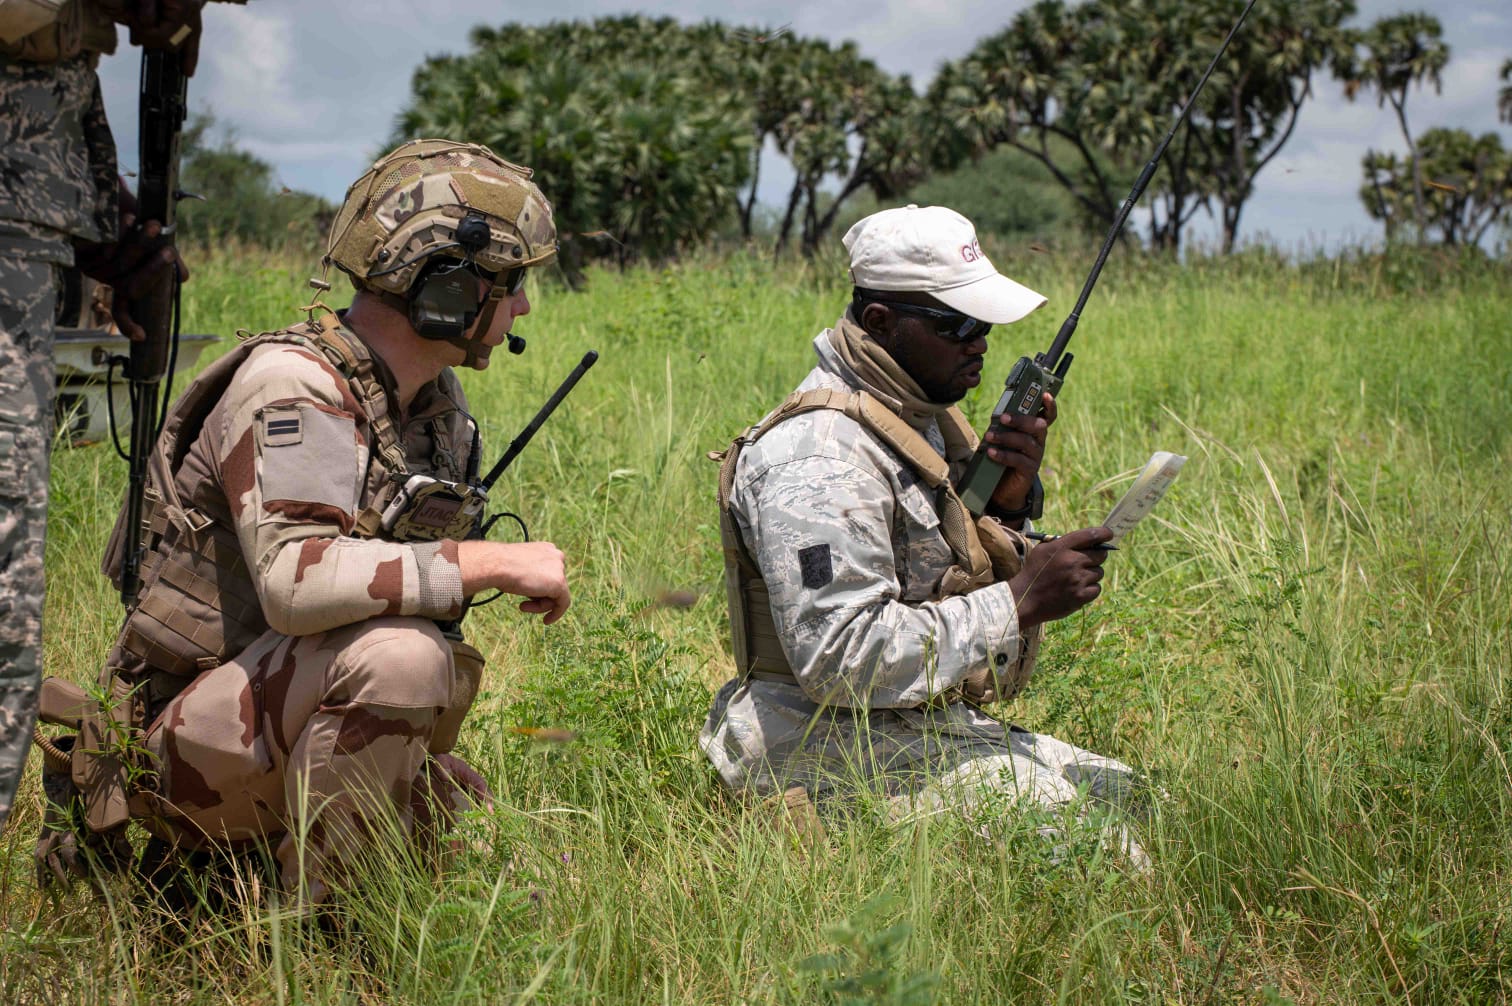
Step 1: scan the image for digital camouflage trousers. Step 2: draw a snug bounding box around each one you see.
[0,252,58,832]
[703,679,1151,865]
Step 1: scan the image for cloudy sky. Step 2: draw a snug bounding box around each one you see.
[96,0,1510,252]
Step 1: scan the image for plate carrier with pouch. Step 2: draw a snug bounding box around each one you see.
[711,387,1043,708]
[34,312,485,849]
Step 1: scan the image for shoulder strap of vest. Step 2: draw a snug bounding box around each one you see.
[835,394,983,579]
[713,388,988,581]
[715,388,845,515]
[935,406,980,458]
[308,314,410,483]
[733,388,957,489]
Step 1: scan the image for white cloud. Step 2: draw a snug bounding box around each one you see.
[798,0,1030,82]
[91,0,1511,250]
[1430,53,1506,128]
[196,5,302,135]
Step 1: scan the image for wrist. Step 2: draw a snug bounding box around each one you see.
[1007,575,1042,630]
[985,475,1043,524]
[457,539,510,596]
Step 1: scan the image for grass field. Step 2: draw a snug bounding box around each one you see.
[2,240,1509,1003]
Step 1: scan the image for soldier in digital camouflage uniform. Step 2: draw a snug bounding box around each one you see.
[35,139,571,904]
[0,0,207,833]
[702,205,1145,859]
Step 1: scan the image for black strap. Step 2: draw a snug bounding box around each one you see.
[983,475,1043,523]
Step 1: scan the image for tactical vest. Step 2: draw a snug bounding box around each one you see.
[36,314,476,833]
[99,313,444,681]
[713,388,1041,707]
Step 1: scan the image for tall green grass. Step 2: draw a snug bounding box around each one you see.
[2,241,1508,1003]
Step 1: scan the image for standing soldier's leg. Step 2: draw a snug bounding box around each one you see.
[0,255,57,831]
[144,616,454,903]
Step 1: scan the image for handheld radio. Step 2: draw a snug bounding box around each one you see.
[956,0,1258,516]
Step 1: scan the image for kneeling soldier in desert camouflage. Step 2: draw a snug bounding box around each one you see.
[702,205,1145,859]
[36,140,570,903]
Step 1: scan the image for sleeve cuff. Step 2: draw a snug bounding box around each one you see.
[969,580,1022,671]
[412,540,465,618]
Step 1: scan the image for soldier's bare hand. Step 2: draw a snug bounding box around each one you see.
[1007,525,1111,629]
[72,179,190,342]
[457,540,571,625]
[984,392,1056,519]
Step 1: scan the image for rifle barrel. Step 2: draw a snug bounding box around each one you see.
[119,47,189,608]
[126,48,187,385]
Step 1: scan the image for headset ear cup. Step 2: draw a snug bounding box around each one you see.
[410,261,484,341]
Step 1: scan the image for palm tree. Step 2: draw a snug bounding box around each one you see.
[1336,13,1450,242]
[928,0,1354,255]
[1183,0,1356,253]
[1499,58,1511,125]
[1361,129,1511,246]
[397,18,754,280]
[927,0,1129,235]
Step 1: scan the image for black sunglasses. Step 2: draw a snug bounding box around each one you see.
[857,297,991,343]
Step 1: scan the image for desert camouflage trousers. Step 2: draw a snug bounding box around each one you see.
[143,615,458,902]
[0,253,59,831]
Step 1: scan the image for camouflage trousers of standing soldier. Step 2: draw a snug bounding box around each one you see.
[0,252,58,832]
[142,615,467,904]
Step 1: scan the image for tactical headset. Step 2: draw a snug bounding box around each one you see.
[407,212,528,360]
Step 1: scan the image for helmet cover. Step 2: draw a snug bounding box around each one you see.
[324,139,557,296]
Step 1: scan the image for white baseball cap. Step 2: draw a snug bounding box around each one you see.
[842,205,1047,324]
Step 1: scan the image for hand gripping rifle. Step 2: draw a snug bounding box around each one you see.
[117,47,189,607]
[956,0,1258,517]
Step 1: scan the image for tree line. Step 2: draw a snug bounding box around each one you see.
[395,17,939,274]
[175,6,1509,263]
[175,113,334,249]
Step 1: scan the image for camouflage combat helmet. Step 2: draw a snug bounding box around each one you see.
[323,139,557,297]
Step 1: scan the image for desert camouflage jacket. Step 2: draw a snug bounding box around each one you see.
[723,329,1029,708]
[164,319,472,640]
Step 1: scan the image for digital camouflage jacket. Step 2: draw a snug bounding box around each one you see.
[1,0,120,257]
[701,327,1038,798]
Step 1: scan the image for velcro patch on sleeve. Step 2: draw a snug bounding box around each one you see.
[257,404,361,518]
[261,408,304,446]
[799,543,833,589]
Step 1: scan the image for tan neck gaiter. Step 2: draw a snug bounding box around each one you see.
[826,312,978,465]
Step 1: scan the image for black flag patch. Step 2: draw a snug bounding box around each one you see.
[799,544,832,589]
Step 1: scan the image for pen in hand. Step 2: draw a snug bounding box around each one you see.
[1024,529,1118,552]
